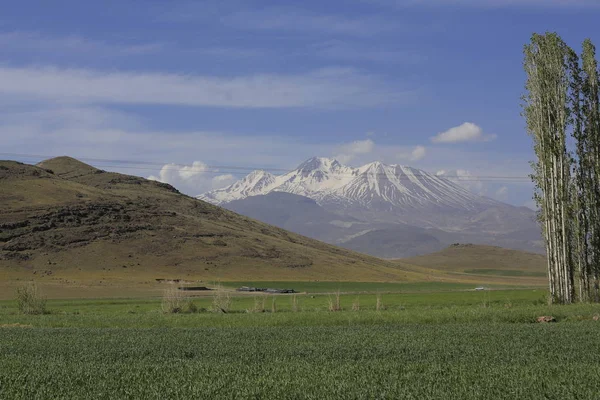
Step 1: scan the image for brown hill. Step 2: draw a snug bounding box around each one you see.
[1,157,430,292]
[400,243,547,279]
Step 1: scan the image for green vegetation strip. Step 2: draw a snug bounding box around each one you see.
[2,325,600,399]
[2,288,600,398]
[220,281,509,293]
[3,289,599,328]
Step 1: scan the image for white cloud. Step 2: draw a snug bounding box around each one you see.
[436,169,485,195]
[212,174,237,190]
[410,145,426,161]
[430,122,496,144]
[397,145,427,162]
[0,66,408,109]
[147,161,207,191]
[212,174,236,184]
[148,162,236,196]
[335,139,375,163]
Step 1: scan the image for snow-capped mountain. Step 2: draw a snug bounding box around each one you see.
[199,157,542,256]
[201,169,278,204]
[199,157,498,213]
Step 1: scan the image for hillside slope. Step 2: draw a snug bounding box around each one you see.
[222,191,544,257]
[0,157,428,285]
[400,244,547,278]
[225,192,372,244]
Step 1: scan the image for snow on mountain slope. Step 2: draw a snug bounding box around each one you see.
[200,157,542,254]
[200,169,278,204]
[199,157,498,212]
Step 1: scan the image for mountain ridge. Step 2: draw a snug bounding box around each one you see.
[205,157,543,256]
[200,157,536,231]
[200,157,499,214]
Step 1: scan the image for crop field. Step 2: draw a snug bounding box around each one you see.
[2,324,600,399]
[2,287,600,398]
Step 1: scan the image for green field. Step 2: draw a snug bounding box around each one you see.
[2,286,600,398]
[220,281,496,293]
[0,287,553,328]
[3,324,600,399]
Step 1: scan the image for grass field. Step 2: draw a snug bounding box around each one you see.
[2,285,600,398]
[3,324,600,399]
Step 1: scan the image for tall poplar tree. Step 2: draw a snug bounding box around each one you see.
[568,47,590,301]
[523,33,574,304]
[581,39,600,301]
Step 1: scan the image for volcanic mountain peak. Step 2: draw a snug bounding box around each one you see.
[200,157,497,213]
[297,157,341,173]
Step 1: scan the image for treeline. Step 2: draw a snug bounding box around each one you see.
[523,33,600,304]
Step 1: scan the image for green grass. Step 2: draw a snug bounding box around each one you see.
[0,289,596,329]
[2,288,600,398]
[3,325,600,399]
[0,288,551,328]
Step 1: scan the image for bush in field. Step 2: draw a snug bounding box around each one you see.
[211,284,231,313]
[328,290,342,312]
[185,299,199,313]
[291,294,299,312]
[376,293,386,311]
[248,295,266,313]
[352,296,360,311]
[161,287,203,313]
[161,286,186,314]
[16,282,47,315]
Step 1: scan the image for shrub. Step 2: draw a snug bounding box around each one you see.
[376,293,386,311]
[185,300,199,313]
[161,286,185,314]
[211,284,231,313]
[328,290,342,312]
[291,294,299,312]
[16,282,47,315]
[271,296,277,313]
[248,295,266,313]
[352,297,360,311]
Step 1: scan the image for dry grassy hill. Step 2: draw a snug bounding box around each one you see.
[400,243,547,279]
[1,157,438,296]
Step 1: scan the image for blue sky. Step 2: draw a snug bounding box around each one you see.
[1,0,599,206]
